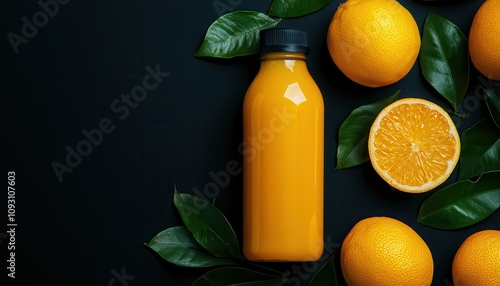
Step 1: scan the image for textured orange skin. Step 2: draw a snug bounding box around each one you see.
[341,217,434,286]
[452,230,500,286]
[326,0,421,87]
[469,0,500,81]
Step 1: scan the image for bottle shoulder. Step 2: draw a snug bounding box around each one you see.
[244,68,323,108]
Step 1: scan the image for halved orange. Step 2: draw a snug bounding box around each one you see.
[368,98,460,193]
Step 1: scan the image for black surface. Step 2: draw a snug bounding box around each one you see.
[2,0,499,285]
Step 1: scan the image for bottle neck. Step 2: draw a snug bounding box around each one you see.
[260,52,307,61]
[259,52,308,73]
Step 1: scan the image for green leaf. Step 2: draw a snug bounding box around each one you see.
[417,171,500,230]
[194,11,281,59]
[173,189,244,259]
[484,89,500,128]
[267,0,332,18]
[419,12,469,113]
[144,226,237,268]
[335,90,399,169]
[308,255,338,286]
[458,119,500,180]
[191,267,283,286]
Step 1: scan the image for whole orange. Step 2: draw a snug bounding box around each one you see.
[326,0,421,87]
[341,217,434,286]
[469,0,500,81]
[452,230,500,286]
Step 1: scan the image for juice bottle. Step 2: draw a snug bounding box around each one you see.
[242,28,324,261]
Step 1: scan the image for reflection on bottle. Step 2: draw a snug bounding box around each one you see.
[284,82,307,106]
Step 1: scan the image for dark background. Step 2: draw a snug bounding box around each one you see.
[2,0,499,285]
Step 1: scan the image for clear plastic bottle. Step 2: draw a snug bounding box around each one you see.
[242,28,324,261]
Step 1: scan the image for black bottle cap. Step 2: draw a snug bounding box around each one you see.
[260,28,309,54]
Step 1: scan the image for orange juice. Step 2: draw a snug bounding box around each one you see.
[242,29,324,261]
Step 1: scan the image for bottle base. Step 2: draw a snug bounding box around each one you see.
[243,251,323,262]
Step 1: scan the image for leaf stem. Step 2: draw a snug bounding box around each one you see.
[243,261,285,276]
[448,109,466,118]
